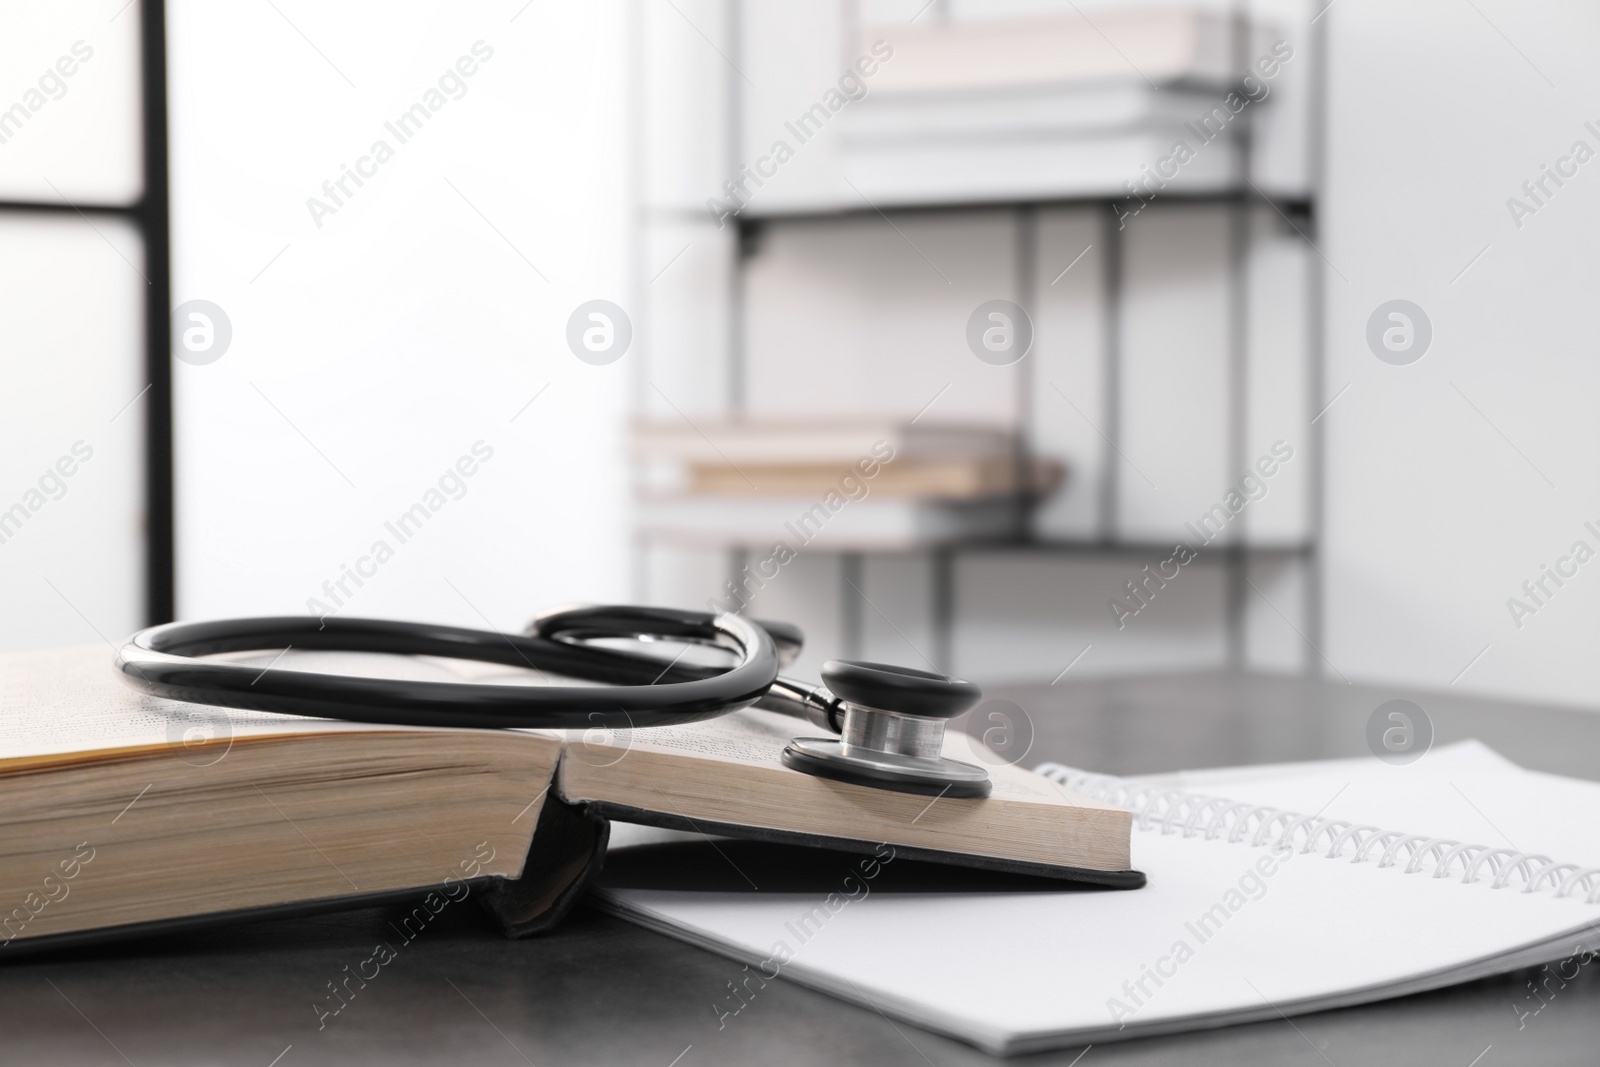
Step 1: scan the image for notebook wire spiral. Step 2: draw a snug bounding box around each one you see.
[1038,763,1600,904]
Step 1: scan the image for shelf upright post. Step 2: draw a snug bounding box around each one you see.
[1305,1,1329,676]
[1223,0,1251,670]
[841,552,864,659]
[725,0,746,420]
[626,0,649,604]
[1100,202,1123,543]
[1224,201,1250,670]
[1014,205,1038,542]
[724,0,749,614]
[932,545,955,675]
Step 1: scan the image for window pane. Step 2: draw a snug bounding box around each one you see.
[0,0,143,204]
[0,214,146,650]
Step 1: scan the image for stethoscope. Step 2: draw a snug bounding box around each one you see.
[114,604,993,798]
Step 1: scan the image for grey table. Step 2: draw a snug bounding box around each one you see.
[7,671,1600,1066]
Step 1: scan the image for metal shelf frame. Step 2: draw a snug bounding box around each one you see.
[732,190,1313,232]
[634,0,1324,678]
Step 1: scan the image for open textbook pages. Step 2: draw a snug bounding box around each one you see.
[593,742,1600,1055]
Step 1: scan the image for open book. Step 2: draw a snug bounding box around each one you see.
[594,741,1600,1054]
[0,645,1134,951]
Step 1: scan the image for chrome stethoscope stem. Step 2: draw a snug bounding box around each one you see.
[756,676,845,733]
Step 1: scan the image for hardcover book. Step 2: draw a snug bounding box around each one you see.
[0,644,1137,952]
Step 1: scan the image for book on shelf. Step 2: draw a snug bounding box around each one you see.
[0,645,1135,952]
[863,8,1244,94]
[759,9,1284,210]
[686,456,1064,500]
[632,417,1061,547]
[836,83,1249,206]
[632,417,1016,467]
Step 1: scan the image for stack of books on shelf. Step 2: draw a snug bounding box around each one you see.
[632,419,1063,550]
[835,7,1270,206]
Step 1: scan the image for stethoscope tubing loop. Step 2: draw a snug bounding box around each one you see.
[114,610,780,730]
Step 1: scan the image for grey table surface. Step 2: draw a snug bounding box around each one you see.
[7,669,1600,1066]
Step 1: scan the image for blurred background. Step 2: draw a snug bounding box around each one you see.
[1,0,1596,711]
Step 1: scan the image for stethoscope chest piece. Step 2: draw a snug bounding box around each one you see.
[781,660,992,799]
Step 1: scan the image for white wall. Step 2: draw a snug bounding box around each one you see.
[167,0,634,631]
[1322,0,1600,707]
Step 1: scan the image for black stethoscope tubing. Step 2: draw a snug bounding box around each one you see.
[114,605,795,730]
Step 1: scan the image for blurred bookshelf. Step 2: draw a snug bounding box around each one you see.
[630,0,1323,678]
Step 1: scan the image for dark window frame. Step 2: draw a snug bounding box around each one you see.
[0,0,173,624]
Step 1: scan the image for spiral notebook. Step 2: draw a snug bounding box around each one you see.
[594,741,1600,1055]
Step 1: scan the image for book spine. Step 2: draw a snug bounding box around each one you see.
[476,794,611,938]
